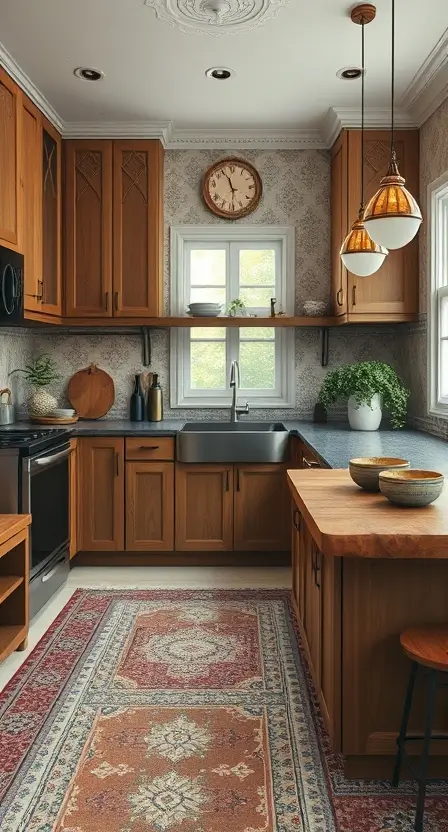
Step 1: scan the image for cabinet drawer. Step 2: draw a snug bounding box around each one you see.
[125,436,174,461]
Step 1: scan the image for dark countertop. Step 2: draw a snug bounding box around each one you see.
[61,418,448,474]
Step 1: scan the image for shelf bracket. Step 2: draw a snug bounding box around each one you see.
[141,326,152,367]
[320,327,329,367]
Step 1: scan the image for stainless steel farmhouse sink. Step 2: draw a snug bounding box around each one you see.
[176,422,289,463]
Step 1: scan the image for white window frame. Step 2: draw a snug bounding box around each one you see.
[428,171,448,419]
[170,225,295,409]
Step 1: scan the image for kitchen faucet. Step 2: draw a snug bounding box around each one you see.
[229,360,249,422]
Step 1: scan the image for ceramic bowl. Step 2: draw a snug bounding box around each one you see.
[187,303,222,317]
[379,469,444,507]
[349,457,410,492]
[303,300,327,316]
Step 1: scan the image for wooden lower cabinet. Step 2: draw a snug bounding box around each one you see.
[175,464,233,551]
[78,437,124,551]
[126,462,174,551]
[234,465,290,550]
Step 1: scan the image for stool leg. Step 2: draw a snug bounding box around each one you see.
[415,669,437,832]
[392,661,418,788]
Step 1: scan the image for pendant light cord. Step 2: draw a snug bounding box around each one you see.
[390,0,396,158]
[360,17,365,211]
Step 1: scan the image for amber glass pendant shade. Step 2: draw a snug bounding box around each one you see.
[363,152,422,249]
[340,208,388,276]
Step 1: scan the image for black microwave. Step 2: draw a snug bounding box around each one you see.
[0,245,24,325]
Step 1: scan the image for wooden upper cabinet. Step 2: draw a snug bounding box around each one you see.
[126,462,174,551]
[41,119,62,315]
[113,140,163,317]
[78,437,124,551]
[331,129,420,320]
[175,464,233,551]
[22,97,43,312]
[0,67,21,249]
[233,465,290,551]
[64,140,113,317]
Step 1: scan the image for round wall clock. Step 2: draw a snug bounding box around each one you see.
[202,158,262,219]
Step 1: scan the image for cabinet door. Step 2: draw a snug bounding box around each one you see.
[65,140,113,317]
[22,97,43,313]
[113,140,163,317]
[41,119,62,315]
[303,533,322,685]
[234,465,290,551]
[330,131,348,315]
[292,509,305,623]
[78,437,124,550]
[0,67,21,248]
[175,464,233,551]
[69,439,78,559]
[347,130,419,317]
[126,462,174,551]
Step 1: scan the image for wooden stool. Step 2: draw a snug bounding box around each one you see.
[392,627,448,832]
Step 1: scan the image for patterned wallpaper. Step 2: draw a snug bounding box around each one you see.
[0,148,406,421]
[399,96,448,439]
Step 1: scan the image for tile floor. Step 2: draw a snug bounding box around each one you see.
[0,566,291,691]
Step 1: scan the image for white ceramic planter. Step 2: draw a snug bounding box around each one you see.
[348,393,382,431]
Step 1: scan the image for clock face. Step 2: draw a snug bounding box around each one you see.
[203,158,262,219]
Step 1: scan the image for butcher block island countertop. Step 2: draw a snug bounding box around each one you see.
[287,469,448,558]
[286,469,448,780]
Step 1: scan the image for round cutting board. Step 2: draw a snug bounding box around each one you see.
[67,364,115,419]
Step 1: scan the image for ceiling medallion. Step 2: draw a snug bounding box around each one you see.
[144,0,289,36]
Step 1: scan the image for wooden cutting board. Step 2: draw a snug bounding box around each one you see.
[67,364,115,419]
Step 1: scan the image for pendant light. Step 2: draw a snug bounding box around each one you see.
[340,4,388,277]
[363,0,422,249]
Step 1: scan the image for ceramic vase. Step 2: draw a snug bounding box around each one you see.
[348,393,382,431]
[27,389,58,418]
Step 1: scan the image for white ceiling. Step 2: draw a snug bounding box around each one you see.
[0,0,447,135]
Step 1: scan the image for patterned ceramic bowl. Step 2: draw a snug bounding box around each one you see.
[349,457,410,492]
[379,469,444,507]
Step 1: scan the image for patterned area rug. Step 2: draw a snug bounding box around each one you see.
[0,589,447,831]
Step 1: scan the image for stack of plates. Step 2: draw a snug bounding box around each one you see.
[187,303,222,318]
[51,408,76,418]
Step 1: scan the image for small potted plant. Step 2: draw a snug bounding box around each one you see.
[10,354,61,418]
[227,298,246,318]
[318,361,409,430]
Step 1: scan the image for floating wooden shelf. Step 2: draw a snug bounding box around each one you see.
[0,575,23,605]
[49,315,344,328]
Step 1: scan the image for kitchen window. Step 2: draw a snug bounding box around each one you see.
[170,226,295,408]
[428,171,448,418]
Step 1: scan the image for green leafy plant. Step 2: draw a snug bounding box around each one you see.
[318,361,410,429]
[227,298,246,317]
[10,354,61,388]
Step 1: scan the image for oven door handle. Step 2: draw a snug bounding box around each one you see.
[41,555,67,583]
[30,446,71,472]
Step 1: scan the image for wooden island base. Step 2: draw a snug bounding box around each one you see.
[288,469,448,780]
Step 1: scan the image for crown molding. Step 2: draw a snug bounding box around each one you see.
[165,127,325,149]
[321,106,417,148]
[63,120,173,145]
[0,40,64,133]
[400,28,448,126]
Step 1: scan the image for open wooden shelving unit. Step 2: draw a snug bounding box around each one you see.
[0,516,30,664]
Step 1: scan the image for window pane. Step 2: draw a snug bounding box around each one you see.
[190,287,226,305]
[191,327,226,340]
[440,294,448,338]
[190,249,226,285]
[239,327,275,340]
[239,342,275,389]
[191,342,226,389]
[440,340,448,399]
[239,249,275,286]
[240,287,275,308]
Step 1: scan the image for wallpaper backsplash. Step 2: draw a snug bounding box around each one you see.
[0,145,441,428]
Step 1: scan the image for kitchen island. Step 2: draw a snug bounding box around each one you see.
[287,469,448,779]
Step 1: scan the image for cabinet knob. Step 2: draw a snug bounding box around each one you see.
[293,508,301,531]
[336,288,344,307]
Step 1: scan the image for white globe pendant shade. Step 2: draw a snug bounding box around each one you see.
[340,212,388,277]
[363,155,422,250]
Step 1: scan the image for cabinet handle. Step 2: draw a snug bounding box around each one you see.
[313,547,321,589]
[114,291,119,311]
[27,280,43,301]
[105,291,109,311]
[336,288,343,307]
[139,445,159,450]
[236,468,240,492]
[224,469,230,492]
[293,508,301,531]
[352,285,357,306]
[115,451,120,476]
[303,457,320,469]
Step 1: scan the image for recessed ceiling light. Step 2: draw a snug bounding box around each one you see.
[205,67,235,80]
[337,66,363,80]
[74,67,105,82]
